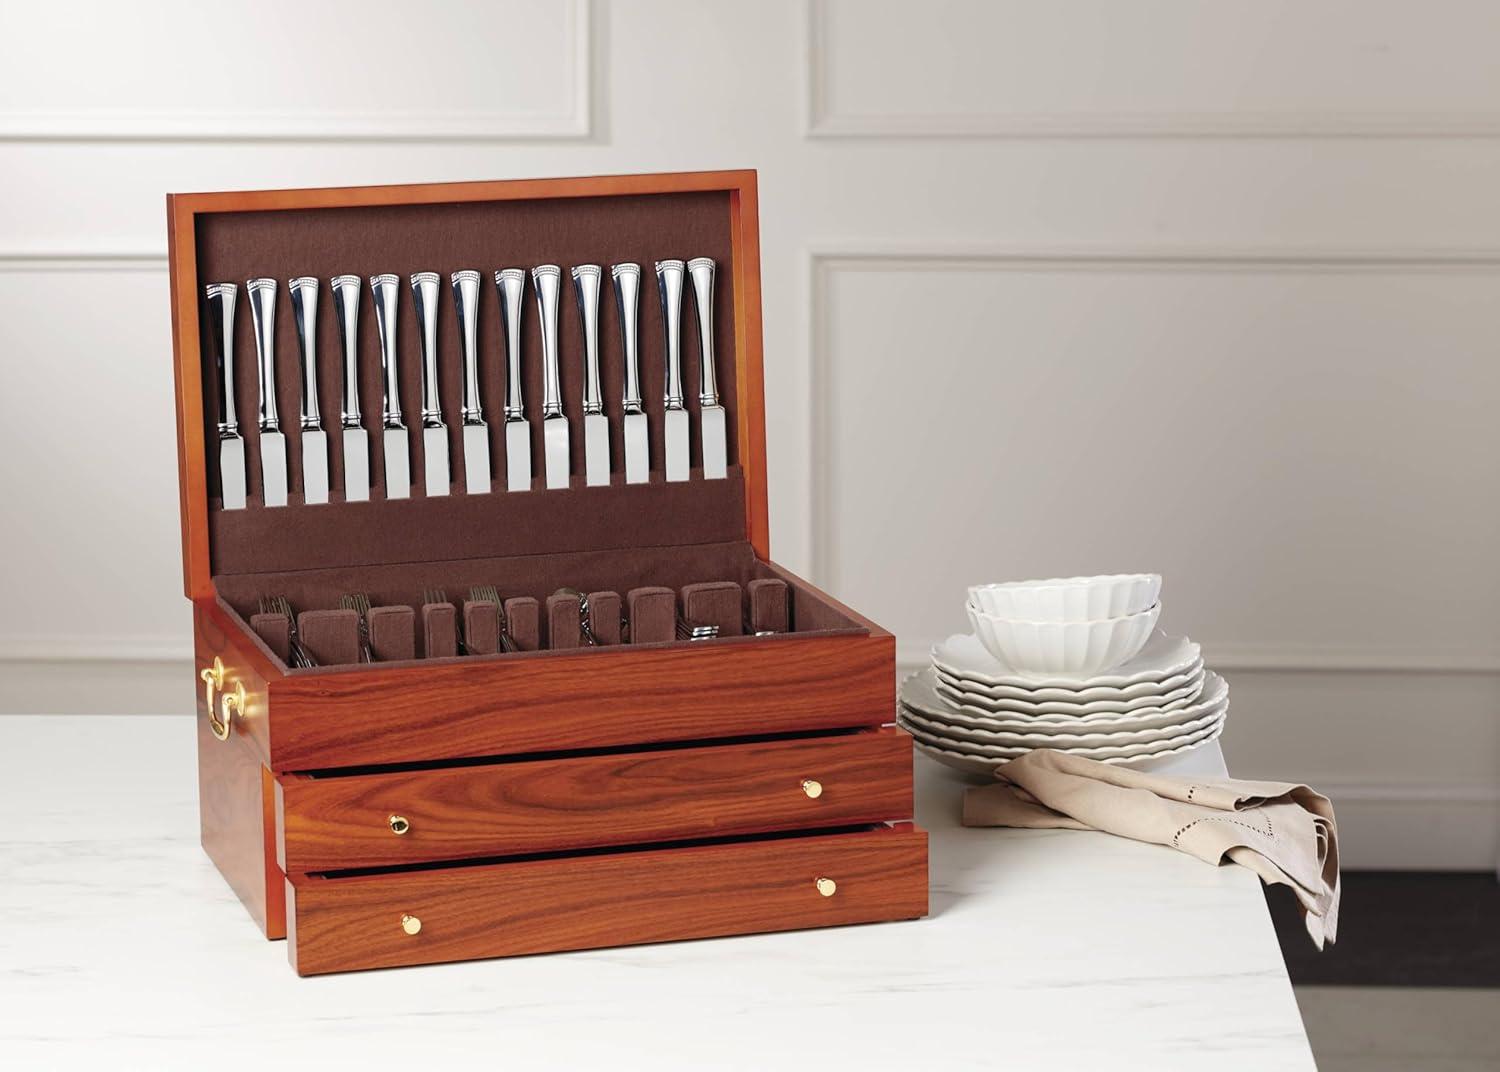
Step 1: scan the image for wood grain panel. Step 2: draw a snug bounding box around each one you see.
[267,629,894,771]
[287,824,927,974]
[276,729,913,871]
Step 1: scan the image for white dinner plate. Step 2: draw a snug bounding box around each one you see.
[932,630,1201,690]
[899,696,1226,748]
[898,708,1225,761]
[934,669,1203,716]
[908,721,1225,775]
[933,657,1204,705]
[901,668,1228,730]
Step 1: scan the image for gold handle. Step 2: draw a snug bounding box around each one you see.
[815,876,837,897]
[401,913,422,935]
[801,779,823,799]
[201,658,244,742]
[388,814,411,836]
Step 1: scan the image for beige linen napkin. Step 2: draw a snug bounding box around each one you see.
[963,749,1340,948]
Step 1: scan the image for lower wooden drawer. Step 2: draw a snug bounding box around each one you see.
[276,728,912,872]
[286,823,928,975]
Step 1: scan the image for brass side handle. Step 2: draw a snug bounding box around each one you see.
[815,877,837,897]
[200,657,245,742]
[801,779,823,799]
[388,814,411,836]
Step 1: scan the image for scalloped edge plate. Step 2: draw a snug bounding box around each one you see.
[932,630,1201,689]
[902,668,1227,729]
[907,719,1226,774]
[933,657,1204,705]
[934,668,1203,715]
[897,706,1224,760]
[899,691,1226,747]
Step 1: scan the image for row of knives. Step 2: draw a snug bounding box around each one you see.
[203,258,725,510]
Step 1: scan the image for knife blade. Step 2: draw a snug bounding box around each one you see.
[687,258,727,479]
[410,271,450,497]
[288,276,329,504]
[204,282,247,510]
[369,274,410,499]
[451,270,491,494]
[611,263,648,484]
[246,278,288,507]
[532,265,569,490]
[655,259,689,482]
[330,274,369,502]
[572,264,608,486]
[494,268,531,491]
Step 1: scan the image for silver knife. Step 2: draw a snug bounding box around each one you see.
[532,264,569,490]
[494,268,531,491]
[572,264,608,486]
[246,277,288,507]
[687,257,726,479]
[204,282,246,510]
[330,275,369,502]
[611,264,648,484]
[369,274,410,500]
[288,277,330,504]
[410,271,450,497]
[655,259,689,482]
[451,270,491,494]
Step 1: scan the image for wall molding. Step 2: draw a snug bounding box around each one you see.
[809,244,1500,677]
[1,0,591,142]
[804,0,1500,140]
[0,251,167,272]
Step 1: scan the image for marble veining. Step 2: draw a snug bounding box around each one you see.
[0,715,1314,1070]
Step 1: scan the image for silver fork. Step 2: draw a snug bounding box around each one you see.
[262,594,317,668]
[556,587,600,646]
[469,584,518,653]
[338,592,375,663]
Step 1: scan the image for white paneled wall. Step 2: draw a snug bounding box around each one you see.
[2,0,1497,867]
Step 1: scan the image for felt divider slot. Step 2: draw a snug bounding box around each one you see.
[297,609,361,667]
[747,579,789,635]
[215,542,871,674]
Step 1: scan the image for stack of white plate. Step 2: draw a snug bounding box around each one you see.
[898,575,1229,774]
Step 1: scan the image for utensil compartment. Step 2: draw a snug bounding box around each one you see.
[275,727,913,872]
[286,823,928,975]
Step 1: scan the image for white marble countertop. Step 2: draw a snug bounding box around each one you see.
[1,716,1313,1070]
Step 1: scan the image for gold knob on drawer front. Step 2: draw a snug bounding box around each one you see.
[388,814,411,836]
[400,913,422,935]
[801,779,823,799]
[815,877,837,897]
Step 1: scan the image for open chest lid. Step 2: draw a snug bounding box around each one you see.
[166,171,768,600]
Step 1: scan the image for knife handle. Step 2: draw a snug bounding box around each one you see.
[247,278,280,430]
[611,263,642,413]
[687,257,718,407]
[655,260,685,409]
[205,283,238,435]
[410,272,443,427]
[331,275,362,427]
[495,268,526,420]
[452,270,482,424]
[288,277,322,429]
[370,274,403,427]
[572,265,603,415]
[532,265,563,418]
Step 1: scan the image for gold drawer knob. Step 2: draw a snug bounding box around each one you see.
[388,814,411,836]
[801,779,823,799]
[815,876,837,897]
[400,913,422,935]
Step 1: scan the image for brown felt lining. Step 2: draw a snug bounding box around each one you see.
[546,591,582,650]
[748,578,789,634]
[421,603,458,660]
[586,590,622,646]
[368,605,415,662]
[504,597,540,652]
[681,581,744,638]
[195,190,743,573]
[298,609,360,667]
[462,600,499,656]
[627,587,676,646]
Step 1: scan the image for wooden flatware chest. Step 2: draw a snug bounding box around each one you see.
[166,169,927,975]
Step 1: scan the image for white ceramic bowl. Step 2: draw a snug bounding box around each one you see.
[968,574,1161,622]
[965,601,1161,679]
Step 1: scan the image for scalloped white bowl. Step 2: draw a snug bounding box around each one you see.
[966,601,1161,679]
[968,574,1161,623]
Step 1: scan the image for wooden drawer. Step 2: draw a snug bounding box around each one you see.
[286,823,928,975]
[276,729,913,872]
